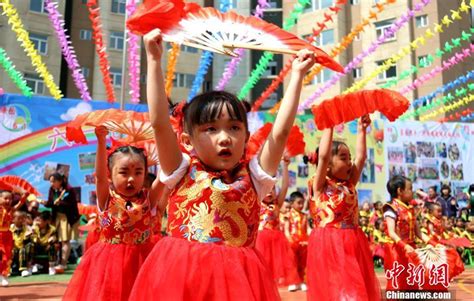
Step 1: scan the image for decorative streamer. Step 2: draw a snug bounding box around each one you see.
[268,0,398,114]
[298,0,432,111]
[399,44,474,95]
[0,0,63,99]
[0,48,33,96]
[251,0,349,111]
[400,69,474,119]
[126,0,141,103]
[347,2,472,94]
[215,0,269,91]
[165,43,180,97]
[87,0,116,103]
[45,0,91,101]
[419,89,474,121]
[188,0,232,101]
[238,0,311,100]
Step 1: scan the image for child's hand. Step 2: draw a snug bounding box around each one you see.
[144,28,164,61]
[282,155,290,166]
[291,49,315,76]
[404,244,415,253]
[358,114,371,131]
[95,126,108,141]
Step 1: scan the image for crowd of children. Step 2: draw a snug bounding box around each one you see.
[0,26,471,301]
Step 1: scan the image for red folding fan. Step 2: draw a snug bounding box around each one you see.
[127,0,343,73]
[311,89,410,130]
[66,109,154,144]
[0,176,41,196]
[246,123,305,159]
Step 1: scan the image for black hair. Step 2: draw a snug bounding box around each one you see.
[375,218,383,230]
[304,141,349,166]
[429,185,438,193]
[386,175,410,199]
[49,173,68,189]
[183,91,250,135]
[107,145,148,172]
[289,191,304,203]
[468,184,474,193]
[39,211,52,221]
[427,202,442,212]
[441,184,451,195]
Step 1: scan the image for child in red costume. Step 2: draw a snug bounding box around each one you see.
[0,191,27,286]
[285,191,308,291]
[63,127,165,301]
[129,29,315,301]
[256,158,300,289]
[307,116,381,301]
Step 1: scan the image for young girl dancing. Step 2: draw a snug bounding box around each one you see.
[307,116,381,301]
[255,157,301,290]
[63,127,164,301]
[129,29,315,300]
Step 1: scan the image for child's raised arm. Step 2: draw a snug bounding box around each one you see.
[350,115,370,185]
[312,128,333,196]
[144,29,182,175]
[259,50,315,176]
[95,126,109,210]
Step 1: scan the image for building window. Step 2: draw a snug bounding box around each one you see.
[173,73,196,88]
[418,55,432,68]
[81,67,90,78]
[376,60,396,80]
[304,0,333,12]
[111,0,126,14]
[79,29,92,41]
[350,0,359,4]
[313,69,334,84]
[30,33,48,55]
[264,61,278,77]
[24,73,45,94]
[30,0,46,13]
[267,0,280,9]
[110,68,122,87]
[375,19,396,42]
[180,44,198,53]
[313,29,334,46]
[109,32,124,50]
[353,67,362,79]
[416,15,428,28]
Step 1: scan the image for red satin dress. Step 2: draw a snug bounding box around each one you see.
[63,188,154,301]
[255,202,300,286]
[129,157,280,300]
[307,176,381,301]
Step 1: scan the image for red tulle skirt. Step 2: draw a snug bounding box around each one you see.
[63,241,154,301]
[129,236,281,301]
[255,228,301,286]
[0,231,13,276]
[84,229,100,252]
[372,243,385,259]
[307,227,381,301]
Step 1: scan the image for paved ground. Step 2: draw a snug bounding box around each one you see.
[1,267,473,300]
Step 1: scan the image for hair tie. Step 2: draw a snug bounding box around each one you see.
[307,151,318,165]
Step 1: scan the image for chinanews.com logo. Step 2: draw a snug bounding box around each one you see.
[385,261,453,300]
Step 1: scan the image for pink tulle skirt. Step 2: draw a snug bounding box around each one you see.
[129,236,281,301]
[255,228,301,286]
[63,241,154,301]
[307,227,381,301]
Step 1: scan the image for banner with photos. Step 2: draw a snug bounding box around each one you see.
[384,121,474,198]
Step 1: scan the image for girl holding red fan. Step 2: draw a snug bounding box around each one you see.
[130,28,315,300]
[63,126,165,301]
[306,116,381,301]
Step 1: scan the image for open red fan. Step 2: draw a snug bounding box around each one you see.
[440,237,471,248]
[407,246,464,283]
[311,89,410,130]
[0,176,41,196]
[66,109,154,144]
[246,123,305,159]
[127,1,343,73]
